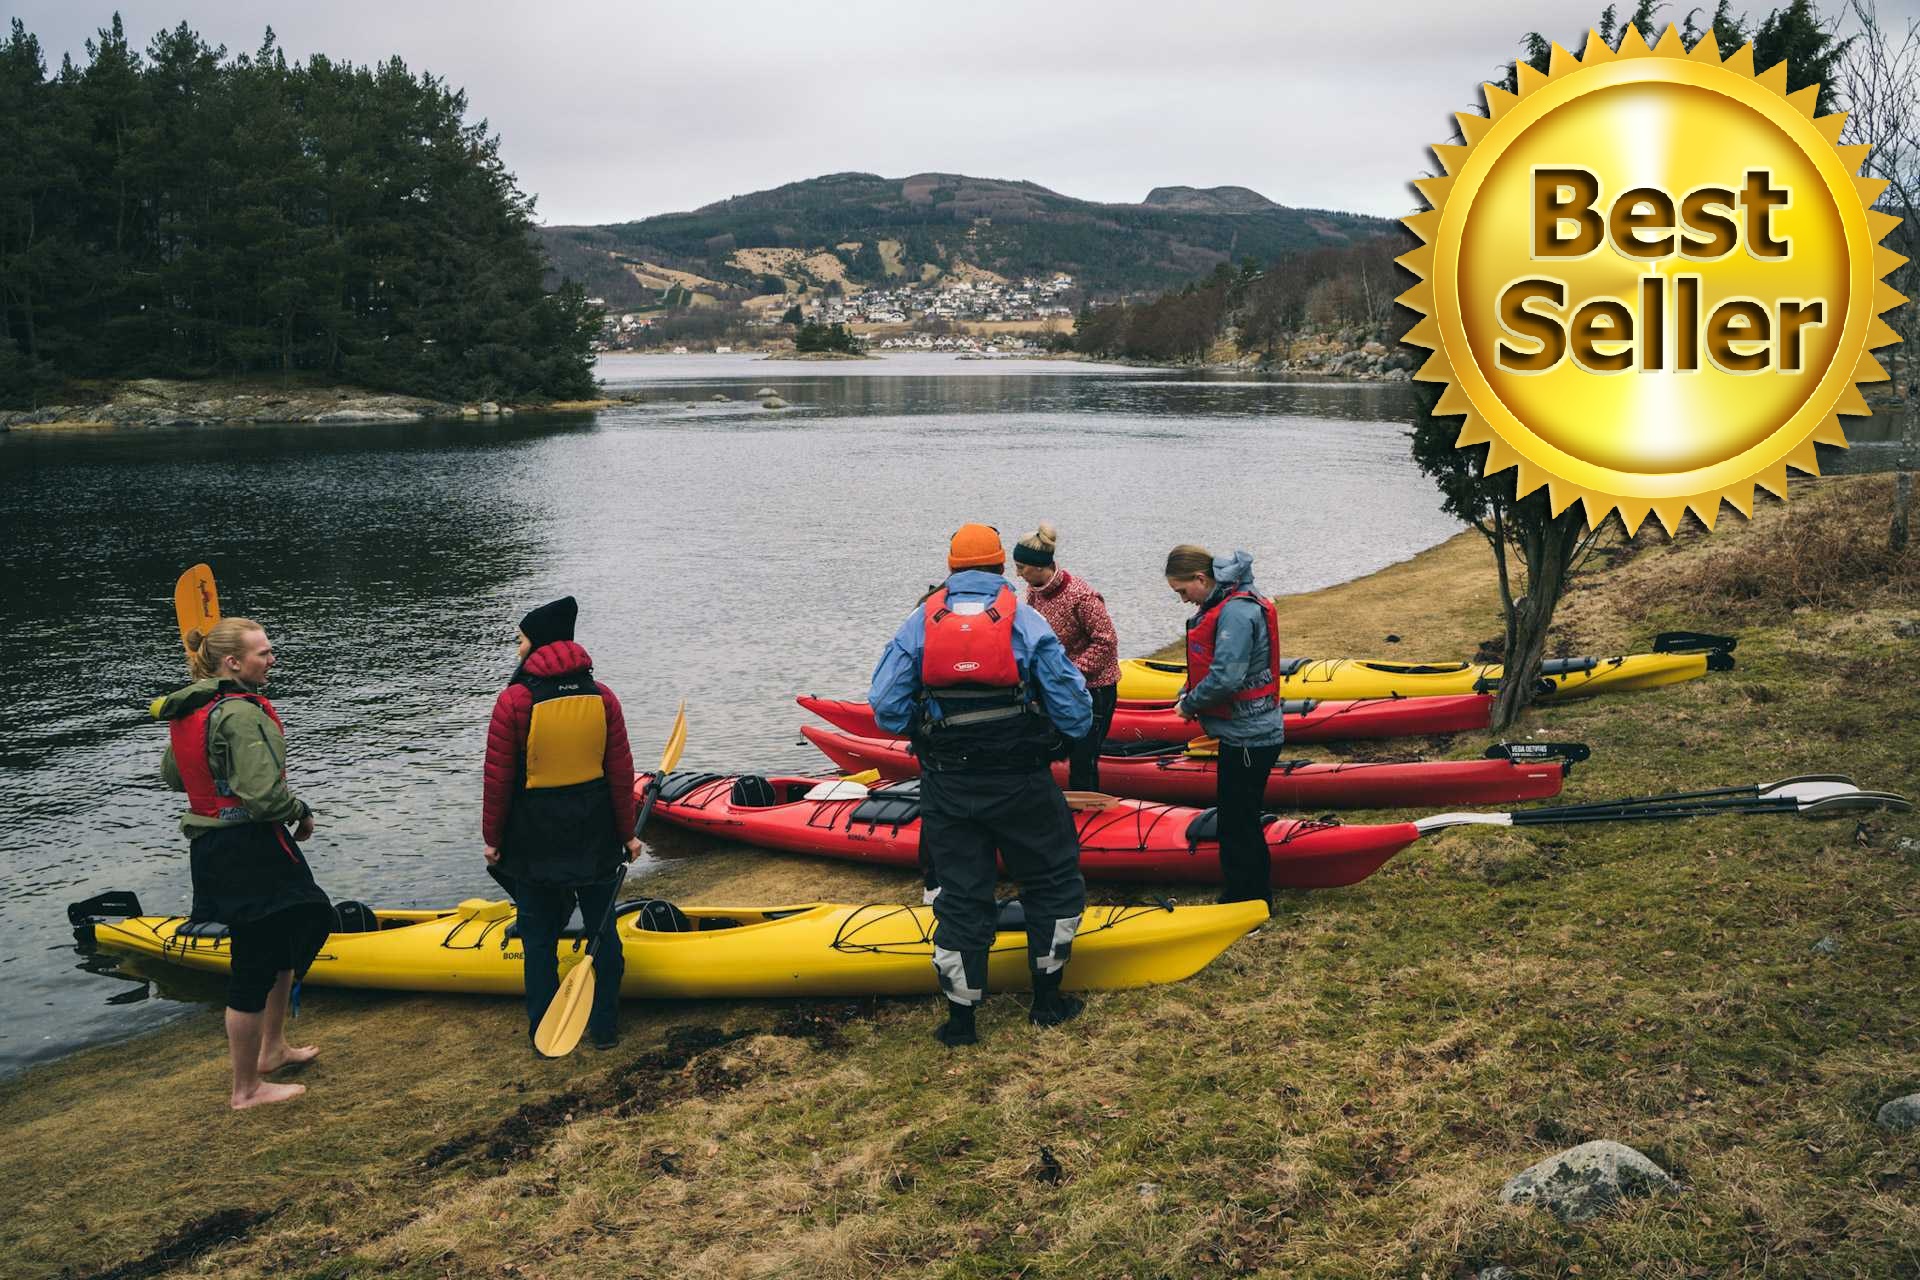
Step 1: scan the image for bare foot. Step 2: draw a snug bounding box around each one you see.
[258,1044,319,1073]
[230,1080,306,1110]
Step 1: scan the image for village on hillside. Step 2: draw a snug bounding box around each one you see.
[591,271,1080,353]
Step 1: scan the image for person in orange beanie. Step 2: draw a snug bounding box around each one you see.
[868,524,1093,1045]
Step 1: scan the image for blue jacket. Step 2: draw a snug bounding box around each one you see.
[1176,551,1287,748]
[870,570,1093,740]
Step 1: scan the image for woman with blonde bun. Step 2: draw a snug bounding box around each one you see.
[1014,521,1119,790]
[156,616,333,1110]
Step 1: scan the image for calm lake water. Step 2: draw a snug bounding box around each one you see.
[0,353,1905,1075]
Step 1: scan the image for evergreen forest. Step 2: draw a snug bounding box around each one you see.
[0,16,601,408]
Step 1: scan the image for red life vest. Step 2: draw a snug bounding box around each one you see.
[1185,589,1281,713]
[921,585,1021,688]
[168,691,287,821]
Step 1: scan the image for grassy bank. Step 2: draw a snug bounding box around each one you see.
[4,475,1915,1279]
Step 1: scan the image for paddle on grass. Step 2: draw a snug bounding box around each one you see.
[173,563,219,659]
[532,699,687,1058]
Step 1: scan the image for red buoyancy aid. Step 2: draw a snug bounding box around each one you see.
[921,585,1021,688]
[1185,589,1281,713]
[169,691,287,821]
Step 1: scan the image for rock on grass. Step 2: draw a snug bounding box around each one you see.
[1876,1093,1920,1131]
[1499,1139,1679,1223]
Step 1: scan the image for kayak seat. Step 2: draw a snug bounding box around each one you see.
[625,898,694,932]
[730,775,779,808]
[1184,808,1281,847]
[848,780,923,829]
[332,900,379,933]
[994,899,1026,931]
[175,920,230,940]
[655,771,725,803]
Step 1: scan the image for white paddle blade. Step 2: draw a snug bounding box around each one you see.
[1792,786,1913,815]
[805,779,871,801]
[1413,812,1516,834]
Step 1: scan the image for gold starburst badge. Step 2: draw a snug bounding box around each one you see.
[1399,24,1906,534]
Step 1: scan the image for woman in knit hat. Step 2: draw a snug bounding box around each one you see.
[1013,522,1119,790]
[481,596,641,1053]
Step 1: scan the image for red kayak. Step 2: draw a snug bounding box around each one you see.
[801,725,1572,808]
[797,692,1494,745]
[638,771,1420,889]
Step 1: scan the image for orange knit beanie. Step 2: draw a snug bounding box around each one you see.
[947,523,1004,571]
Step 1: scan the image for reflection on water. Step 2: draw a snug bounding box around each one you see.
[1,353,1906,1074]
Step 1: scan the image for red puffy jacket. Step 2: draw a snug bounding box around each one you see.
[482,640,638,848]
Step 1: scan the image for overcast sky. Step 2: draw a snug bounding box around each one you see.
[11,0,1917,225]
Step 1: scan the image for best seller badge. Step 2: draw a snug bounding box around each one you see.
[1400,24,1906,533]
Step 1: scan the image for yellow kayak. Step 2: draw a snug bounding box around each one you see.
[72,894,1266,998]
[1118,632,1735,702]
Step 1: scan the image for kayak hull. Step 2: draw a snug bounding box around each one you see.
[797,693,1496,745]
[1116,650,1726,702]
[643,773,1422,890]
[801,726,1568,808]
[82,897,1268,997]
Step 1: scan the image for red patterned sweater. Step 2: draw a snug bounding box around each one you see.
[482,639,638,847]
[1025,570,1120,689]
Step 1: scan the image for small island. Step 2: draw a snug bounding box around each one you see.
[0,19,598,418]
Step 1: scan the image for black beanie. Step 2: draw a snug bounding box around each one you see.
[518,596,578,651]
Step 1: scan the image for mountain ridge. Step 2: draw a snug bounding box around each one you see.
[536,171,1394,308]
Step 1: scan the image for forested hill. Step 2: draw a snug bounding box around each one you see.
[0,17,599,408]
[536,172,1393,305]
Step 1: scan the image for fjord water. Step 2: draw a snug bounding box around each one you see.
[0,353,1897,1074]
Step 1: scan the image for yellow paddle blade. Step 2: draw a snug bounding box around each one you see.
[1062,791,1120,811]
[660,700,687,773]
[172,564,219,659]
[842,768,882,785]
[532,953,596,1058]
[1186,736,1220,759]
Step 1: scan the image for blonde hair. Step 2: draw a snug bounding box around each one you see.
[1016,520,1059,557]
[186,616,265,681]
[1164,544,1214,579]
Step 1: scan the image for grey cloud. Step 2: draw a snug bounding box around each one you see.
[12,0,1916,225]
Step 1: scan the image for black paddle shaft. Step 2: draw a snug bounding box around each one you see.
[582,777,663,961]
[1510,795,1802,826]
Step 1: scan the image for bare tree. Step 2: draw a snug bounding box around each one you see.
[1836,0,1920,550]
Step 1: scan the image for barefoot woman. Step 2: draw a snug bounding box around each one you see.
[156,618,333,1109]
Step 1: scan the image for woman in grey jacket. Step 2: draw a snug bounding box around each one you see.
[1166,545,1286,907]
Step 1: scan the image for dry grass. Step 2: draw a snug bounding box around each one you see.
[1626,476,1920,618]
[7,474,1917,1280]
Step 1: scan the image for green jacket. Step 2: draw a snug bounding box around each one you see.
[156,678,308,837]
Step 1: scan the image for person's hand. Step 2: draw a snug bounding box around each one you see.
[1172,699,1197,721]
[625,836,644,862]
[483,844,501,866]
[293,813,315,842]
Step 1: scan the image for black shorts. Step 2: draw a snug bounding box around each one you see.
[226,904,333,1014]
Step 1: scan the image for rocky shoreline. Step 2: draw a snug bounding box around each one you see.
[1073,337,1418,380]
[0,378,645,432]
